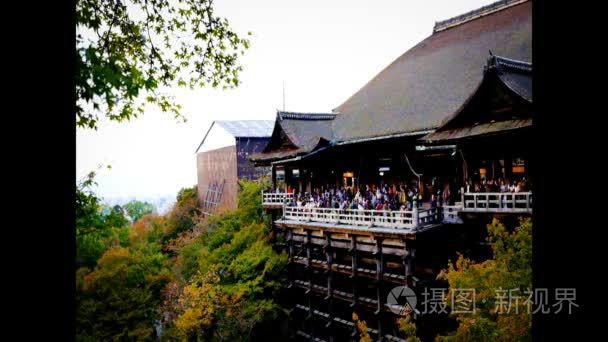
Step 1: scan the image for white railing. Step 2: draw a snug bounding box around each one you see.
[276,193,532,229]
[442,204,463,223]
[262,192,294,205]
[417,207,441,226]
[462,192,532,213]
[282,206,426,229]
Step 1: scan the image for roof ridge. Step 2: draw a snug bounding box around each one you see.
[433,0,528,33]
[278,110,336,121]
[487,54,532,73]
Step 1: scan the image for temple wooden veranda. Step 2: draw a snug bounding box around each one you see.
[250,1,532,340]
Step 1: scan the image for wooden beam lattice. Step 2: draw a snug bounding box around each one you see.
[202,179,226,216]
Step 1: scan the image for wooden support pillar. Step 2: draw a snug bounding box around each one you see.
[461,150,469,185]
[350,236,358,308]
[408,253,416,287]
[270,210,277,244]
[306,230,312,269]
[377,315,383,342]
[288,230,294,262]
[271,164,277,189]
[350,235,358,279]
[326,270,333,300]
[408,250,415,277]
[327,292,334,332]
[327,271,335,341]
[325,298,336,342]
[283,226,289,254]
[375,285,382,315]
[403,253,410,281]
[307,272,312,295]
[375,238,384,281]
[324,233,333,272]
[404,241,415,282]
[325,233,334,301]
[377,225,387,342]
[287,305,296,340]
[307,296,314,342]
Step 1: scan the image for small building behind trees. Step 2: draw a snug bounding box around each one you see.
[195,120,274,215]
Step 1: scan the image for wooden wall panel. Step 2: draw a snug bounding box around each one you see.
[197,145,238,214]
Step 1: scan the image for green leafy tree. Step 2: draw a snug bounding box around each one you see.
[176,186,198,207]
[123,199,156,223]
[352,312,372,342]
[161,180,287,341]
[435,218,532,342]
[165,185,199,239]
[76,0,251,129]
[76,167,116,268]
[103,204,130,228]
[398,314,422,342]
[76,169,105,236]
[77,244,171,341]
[76,179,286,341]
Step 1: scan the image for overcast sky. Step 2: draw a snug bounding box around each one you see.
[76,0,498,200]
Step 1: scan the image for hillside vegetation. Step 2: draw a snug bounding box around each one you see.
[76,174,287,341]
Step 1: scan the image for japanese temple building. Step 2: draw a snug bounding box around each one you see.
[250,0,532,340]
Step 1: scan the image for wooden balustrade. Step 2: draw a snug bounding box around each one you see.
[442,204,463,223]
[262,192,294,205]
[461,192,532,213]
[268,192,532,229]
[282,206,422,229]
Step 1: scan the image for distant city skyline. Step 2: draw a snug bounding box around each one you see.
[76,0,498,199]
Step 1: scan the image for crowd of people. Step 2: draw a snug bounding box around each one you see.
[464,177,530,193]
[288,182,423,211]
[267,176,530,212]
[269,178,448,211]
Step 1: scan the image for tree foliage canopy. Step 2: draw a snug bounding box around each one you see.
[76,179,287,341]
[123,200,156,223]
[162,180,287,341]
[76,167,131,268]
[435,218,532,342]
[76,0,251,129]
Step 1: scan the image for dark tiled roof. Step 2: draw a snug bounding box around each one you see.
[332,0,531,143]
[249,147,309,163]
[422,54,532,143]
[278,111,337,121]
[250,111,335,163]
[491,54,532,72]
[488,55,532,102]
[422,118,532,143]
[433,0,528,33]
[275,111,335,151]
